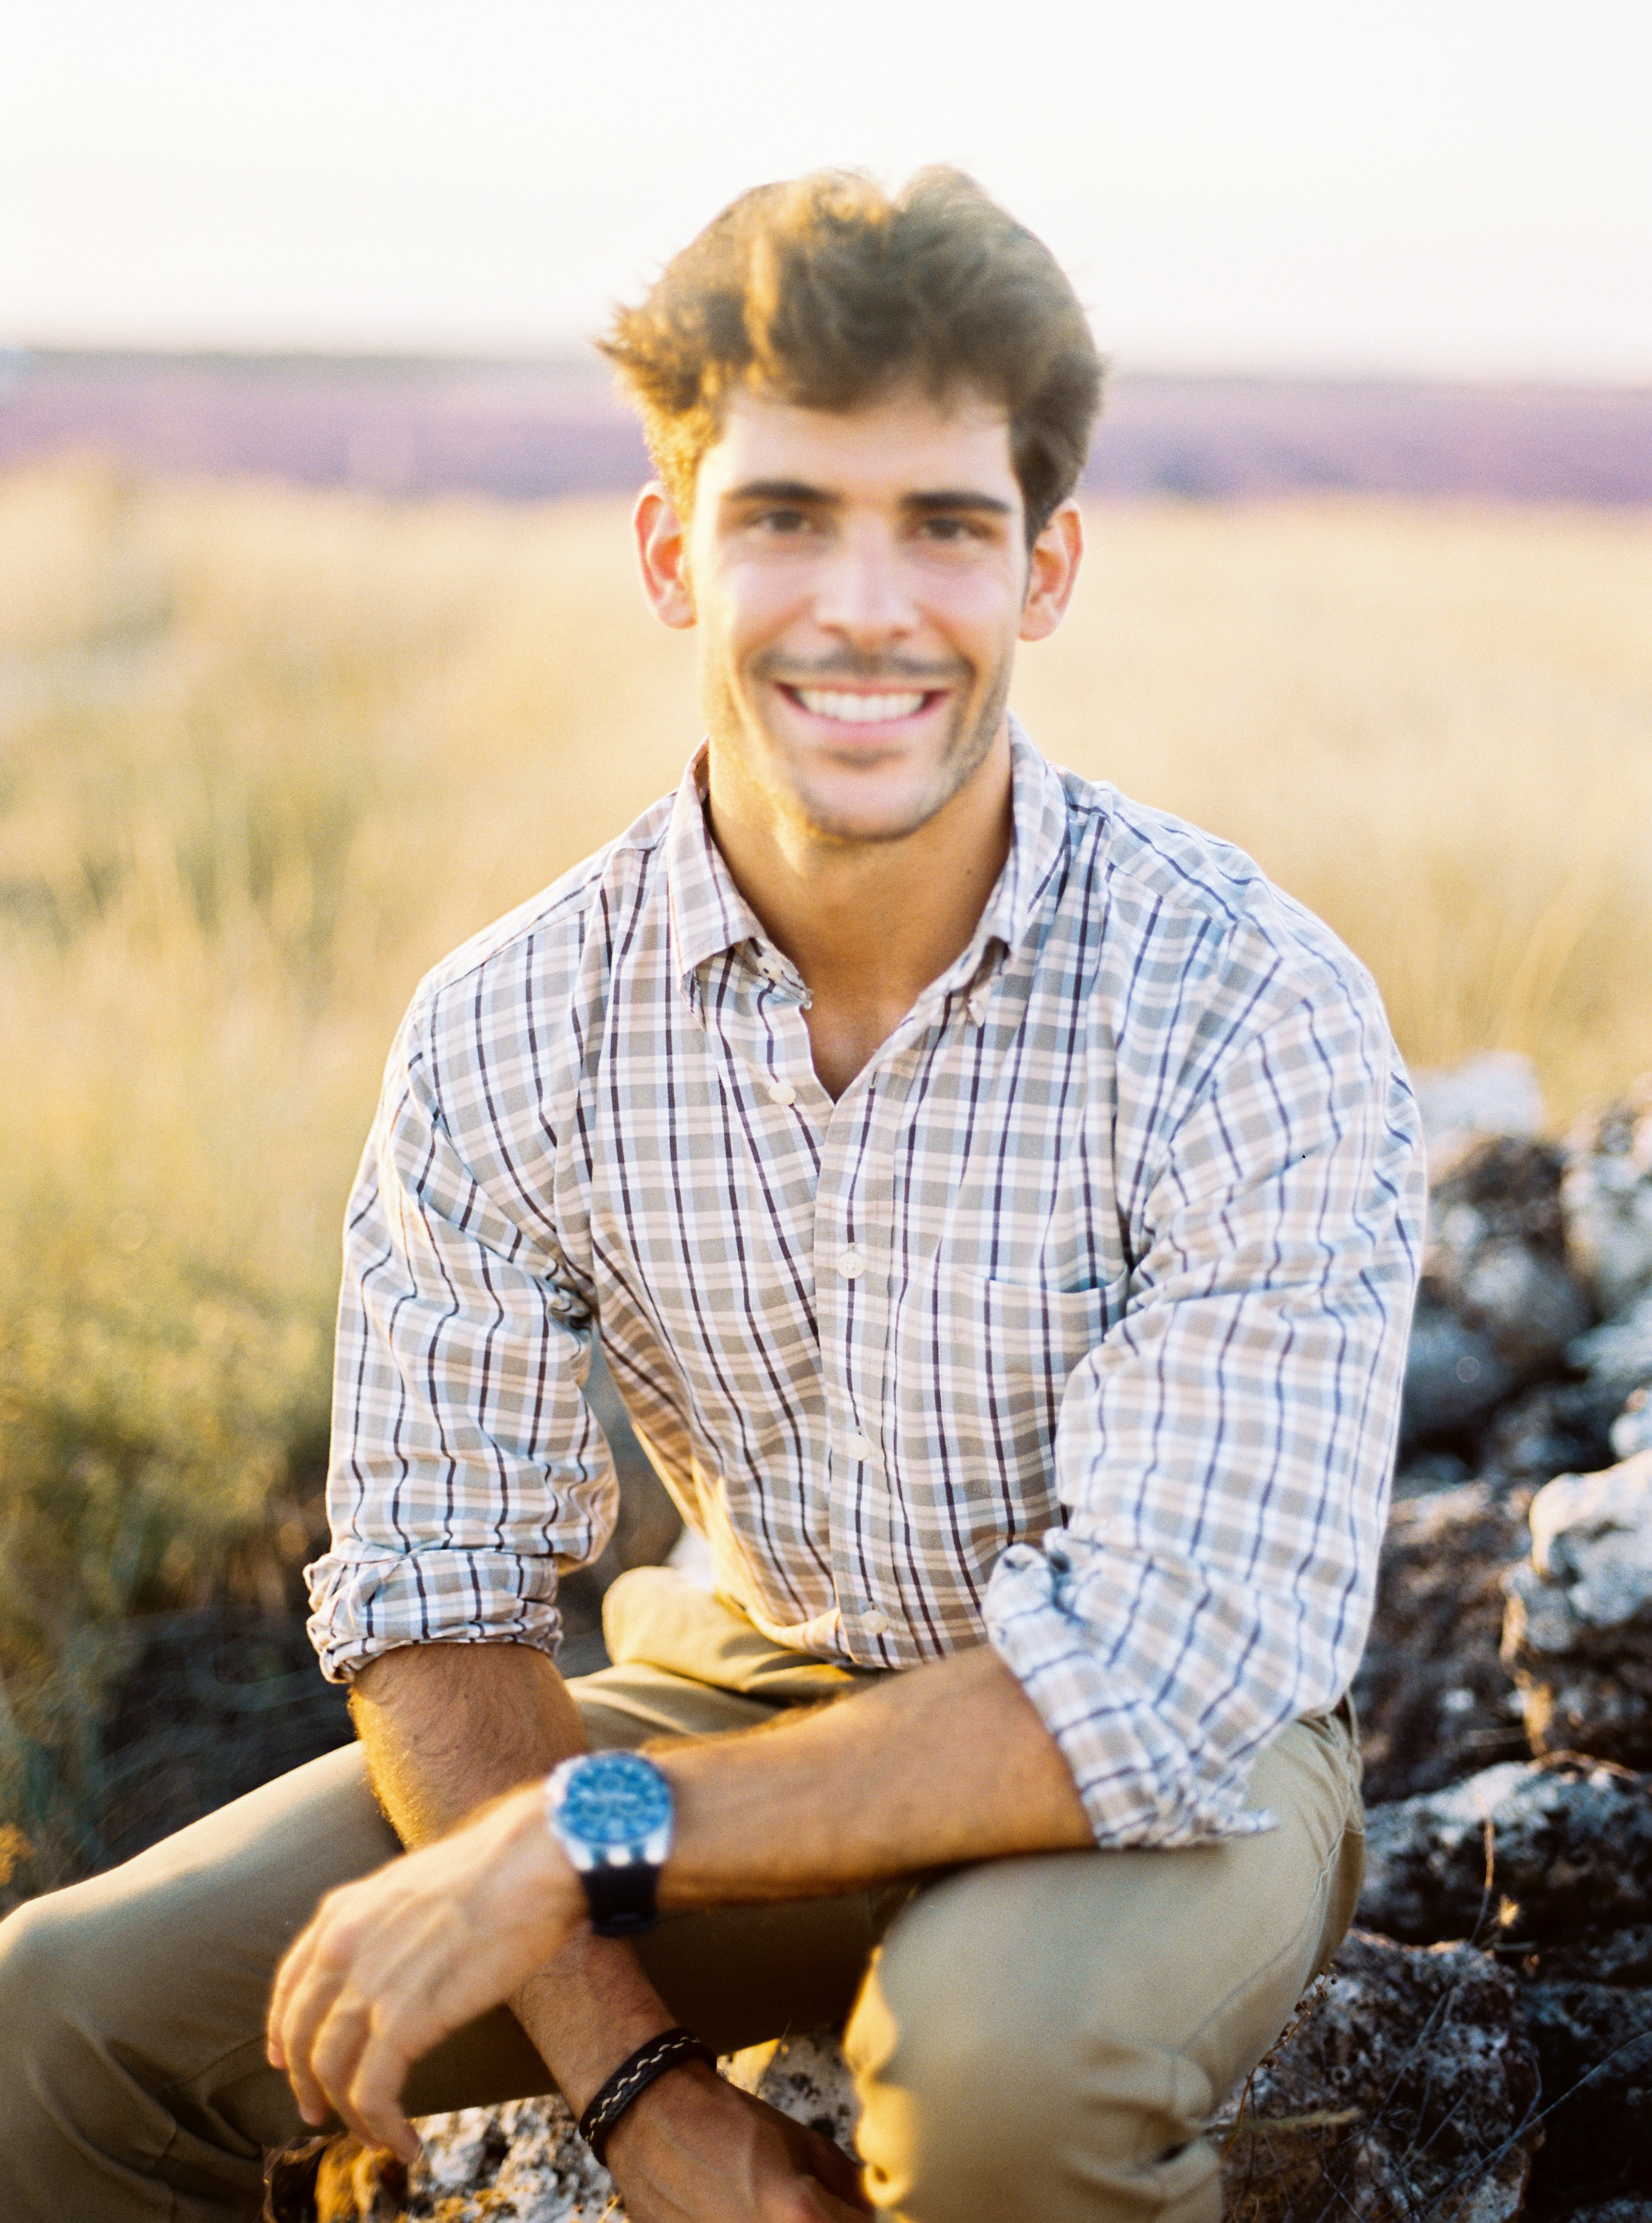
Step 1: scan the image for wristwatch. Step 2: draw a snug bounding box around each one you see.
[544,1750,675,1938]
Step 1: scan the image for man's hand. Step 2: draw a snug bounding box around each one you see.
[605,2059,872,2222]
[266,1781,585,2161]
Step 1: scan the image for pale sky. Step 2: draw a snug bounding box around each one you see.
[4,0,1650,380]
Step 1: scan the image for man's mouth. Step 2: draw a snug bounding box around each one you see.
[780,685,941,726]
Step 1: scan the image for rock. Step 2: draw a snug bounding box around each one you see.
[1358,1755,1652,1947]
[1502,1455,1652,1766]
[1391,1446,1474,1498]
[1515,1918,1652,1989]
[1568,1296,1652,1431]
[1356,1750,1652,2211]
[1613,1383,1652,1461]
[1219,1930,1539,2223]
[1478,1378,1616,1494]
[1402,1134,1592,1447]
[265,2030,861,2223]
[1413,1052,1545,1163]
[1428,1134,1589,1349]
[1565,1078,1652,1317]
[1511,1915,1652,2215]
[722,2027,861,2151]
[1519,1981,1652,2151]
[1353,1483,1529,1804]
[1505,1647,1652,1772]
[1519,1455,1652,1637]
[263,2097,619,2219]
[1402,1298,1520,1444]
[279,1980,1548,2223]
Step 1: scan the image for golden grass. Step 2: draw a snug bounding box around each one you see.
[1,460,1648,1855]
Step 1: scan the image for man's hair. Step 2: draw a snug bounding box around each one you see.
[600,167,1104,542]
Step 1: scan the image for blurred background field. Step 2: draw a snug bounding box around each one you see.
[2,459,1651,1902]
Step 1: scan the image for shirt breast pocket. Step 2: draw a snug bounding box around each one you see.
[886,1263,1114,1558]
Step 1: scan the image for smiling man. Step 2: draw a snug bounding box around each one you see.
[0,170,1423,2223]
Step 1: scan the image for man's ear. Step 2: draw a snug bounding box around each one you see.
[1019,501,1083,643]
[633,482,696,630]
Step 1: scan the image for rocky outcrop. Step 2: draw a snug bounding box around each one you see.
[263,2031,859,2223]
[1356,1757,1652,2213]
[1351,1476,1529,1805]
[1219,1931,1540,2223]
[1358,1754,1652,1947]
[264,2099,602,2222]
[1295,1066,1652,2216]
[1563,1080,1652,1321]
[1502,1455,1652,1766]
[1402,1135,1592,1449]
[1412,1052,1546,1164]
[1354,1483,1529,1804]
[275,1968,1548,2223]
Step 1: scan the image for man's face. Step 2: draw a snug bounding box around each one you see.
[672,385,1039,846]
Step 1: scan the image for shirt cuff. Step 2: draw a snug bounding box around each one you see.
[984,1537,1279,1847]
[305,1546,563,1684]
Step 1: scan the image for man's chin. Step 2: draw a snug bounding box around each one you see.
[785,776,952,848]
[782,725,1007,848]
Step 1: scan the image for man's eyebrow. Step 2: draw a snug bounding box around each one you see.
[722,479,838,506]
[902,490,1015,517]
[721,479,1015,519]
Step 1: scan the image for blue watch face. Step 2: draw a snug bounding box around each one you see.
[561,1752,672,1848]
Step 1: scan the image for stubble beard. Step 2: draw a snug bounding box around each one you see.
[708,648,1015,850]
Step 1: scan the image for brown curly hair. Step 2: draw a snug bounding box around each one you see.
[600,167,1104,542]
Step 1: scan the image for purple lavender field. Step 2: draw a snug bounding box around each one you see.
[3,350,1649,503]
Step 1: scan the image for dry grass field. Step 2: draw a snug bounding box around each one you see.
[1,459,1649,1873]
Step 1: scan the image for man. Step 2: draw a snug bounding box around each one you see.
[0,168,1422,2223]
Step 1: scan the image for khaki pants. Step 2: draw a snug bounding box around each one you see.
[0,1568,1364,2223]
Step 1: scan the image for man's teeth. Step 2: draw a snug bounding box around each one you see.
[794,688,927,724]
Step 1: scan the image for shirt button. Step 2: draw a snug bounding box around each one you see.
[862,1608,890,1636]
[765,1079,797,1106]
[842,1431,875,1462]
[836,1244,866,1280]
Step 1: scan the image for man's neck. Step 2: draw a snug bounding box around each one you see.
[704,728,1015,1100]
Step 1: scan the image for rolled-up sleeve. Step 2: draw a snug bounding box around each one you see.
[985,981,1424,1846]
[306,994,615,1683]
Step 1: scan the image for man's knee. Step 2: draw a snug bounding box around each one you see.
[0,1881,136,2182]
[847,1859,1223,2222]
[0,1887,90,2070]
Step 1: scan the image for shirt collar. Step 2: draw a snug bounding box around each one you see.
[970,714,1070,968]
[664,717,1070,997]
[664,745,767,989]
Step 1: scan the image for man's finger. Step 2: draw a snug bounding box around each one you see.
[308,1988,378,2136]
[268,1884,367,2070]
[277,1928,365,2123]
[347,2024,423,2165]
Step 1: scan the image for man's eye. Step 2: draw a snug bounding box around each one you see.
[916,516,978,542]
[752,508,812,534]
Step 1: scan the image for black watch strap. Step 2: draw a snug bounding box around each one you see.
[578,2026,716,2162]
[582,1855,663,1938]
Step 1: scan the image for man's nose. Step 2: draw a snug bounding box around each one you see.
[812,525,918,645]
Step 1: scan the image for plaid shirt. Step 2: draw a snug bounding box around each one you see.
[310,726,1423,1847]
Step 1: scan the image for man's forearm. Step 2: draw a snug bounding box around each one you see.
[272,1633,1093,2175]
[349,1642,677,2110]
[350,1639,584,1841]
[654,1641,1093,1910]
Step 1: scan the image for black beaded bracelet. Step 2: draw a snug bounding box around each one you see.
[578,2026,717,2164]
